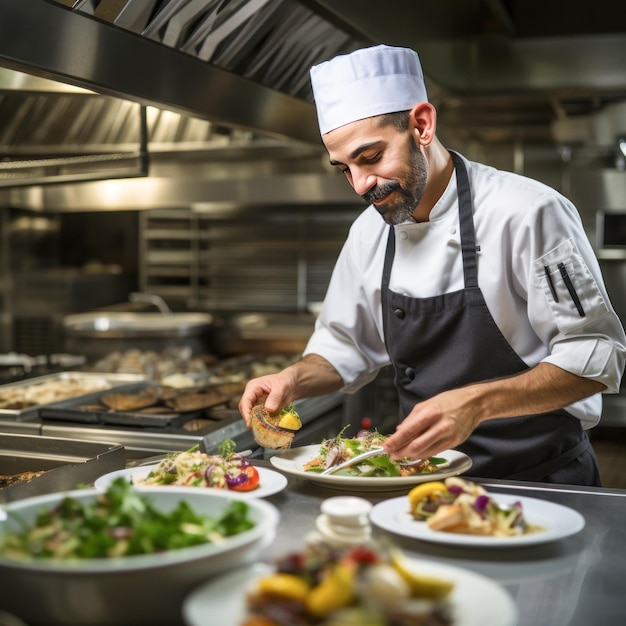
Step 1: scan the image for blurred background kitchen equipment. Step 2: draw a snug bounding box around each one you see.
[63,310,216,360]
[0,432,124,503]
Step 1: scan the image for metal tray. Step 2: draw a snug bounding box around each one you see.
[40,405,194,428]
[0,372,145,419]
[0,432,125,503]
[38,381,222,428]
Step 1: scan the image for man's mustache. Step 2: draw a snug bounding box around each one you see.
[362,181,402,204]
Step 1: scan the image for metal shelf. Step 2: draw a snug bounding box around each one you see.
[138,204,361,312]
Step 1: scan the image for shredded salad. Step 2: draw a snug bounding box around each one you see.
[408,477,544,537]
[303,428,448,477]
[137,440,260,492]
[0,477,255,561]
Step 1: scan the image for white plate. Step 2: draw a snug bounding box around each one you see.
[269,445,472,491]
[94,465,288,499]
[183,557,518,626]
[370,493,585,547]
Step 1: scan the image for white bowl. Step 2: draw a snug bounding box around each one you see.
[0,487,279,625]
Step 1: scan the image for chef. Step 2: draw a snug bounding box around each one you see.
[239,44,626,485]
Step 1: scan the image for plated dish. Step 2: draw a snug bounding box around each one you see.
[269,445,472,491]
[94,465,288,499]
[370,493,585,547]
[183,557,518,626]
[0,482,279,626]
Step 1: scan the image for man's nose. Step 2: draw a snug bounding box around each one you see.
[351,169,376,196]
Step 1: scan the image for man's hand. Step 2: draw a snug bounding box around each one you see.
[238,354,344,427]
[238,370,297,427]
[383,387,481,460]
[383,363,605,460]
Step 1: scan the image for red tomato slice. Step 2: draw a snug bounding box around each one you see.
[229,465,260,492]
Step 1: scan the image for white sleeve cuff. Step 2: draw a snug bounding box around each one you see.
[544,337,625,394]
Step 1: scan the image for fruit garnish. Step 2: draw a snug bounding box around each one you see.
[277,406,302,430]
[389,547,454,599]
[257,573,310,602]
[407,481,448,510]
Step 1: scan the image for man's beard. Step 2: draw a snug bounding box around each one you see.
[362,136,427,225]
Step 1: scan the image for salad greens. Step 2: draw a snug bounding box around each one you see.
[139,440,260,492]
[218,439,237,457]
[1,477,254,561]
[304,427,448,477]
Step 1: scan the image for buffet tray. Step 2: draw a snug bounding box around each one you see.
[38,381,227,428]
[0,371,145,419]
[0,432,125,503]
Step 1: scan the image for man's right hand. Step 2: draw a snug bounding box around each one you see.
[238,354,344,427]
[238,370,297,427]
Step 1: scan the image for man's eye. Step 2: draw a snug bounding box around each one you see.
[364,152,381,163]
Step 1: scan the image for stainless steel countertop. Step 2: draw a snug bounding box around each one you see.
[257,466,626,626]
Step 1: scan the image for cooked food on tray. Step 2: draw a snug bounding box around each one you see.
[91,348,299,387]
[136,441,261,493]
[303,428,448,477]
[408,477,544,537]
[0,470,46,488]
[250,403,302,449]
[0,375,112,410]
[166,390,229,412]
[242,540,454,626]
[100,389,160,412]
[97,385,229,414]
[0,477,255,561]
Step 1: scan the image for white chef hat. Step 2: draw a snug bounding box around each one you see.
[310,44,428,136]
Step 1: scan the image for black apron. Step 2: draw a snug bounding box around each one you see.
[381,151,601,485]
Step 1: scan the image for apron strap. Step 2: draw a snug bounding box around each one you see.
[382,151,477,301]
[449,151,479,289]
[381,224,395,340]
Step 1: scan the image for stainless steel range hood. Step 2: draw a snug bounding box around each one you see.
[0,0,363,147]
[1,0,626,190]
[0,0,368,188]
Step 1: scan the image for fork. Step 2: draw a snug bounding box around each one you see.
[320,447,386,475]
[320,448,385,476]
[320,447,427,476]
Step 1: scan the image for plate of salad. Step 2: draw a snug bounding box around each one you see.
[269,431,472,491]
[94,441,288,499]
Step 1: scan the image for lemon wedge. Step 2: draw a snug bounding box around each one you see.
[389,548,454,599]
[278,410,302,431]
[257,573,310,602]
[407,481,448,510]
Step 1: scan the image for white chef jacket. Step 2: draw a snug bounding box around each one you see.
[304,154,626,429]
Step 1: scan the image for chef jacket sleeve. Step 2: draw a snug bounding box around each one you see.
[515,193,626,394]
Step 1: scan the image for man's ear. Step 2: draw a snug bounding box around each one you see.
[409,102,437,147]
